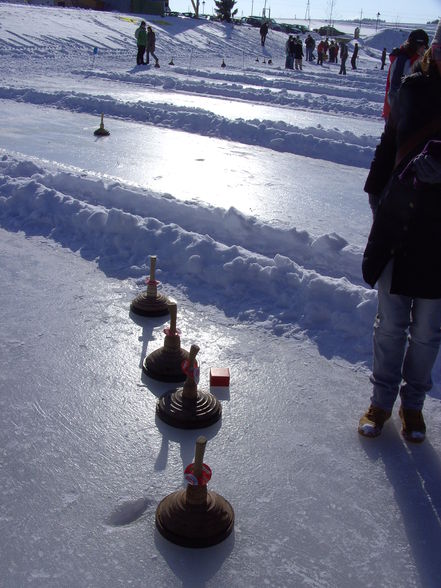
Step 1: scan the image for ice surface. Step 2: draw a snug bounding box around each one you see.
[2,228,441,588]
[0,101,370,245]
[1,5,441,587]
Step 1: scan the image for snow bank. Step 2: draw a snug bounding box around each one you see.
[0,85,378,167]
[0,153,376,351]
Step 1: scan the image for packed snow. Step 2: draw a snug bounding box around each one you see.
[1,4,441,587]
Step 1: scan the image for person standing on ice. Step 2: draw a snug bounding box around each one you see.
[358,20,441,444]
[350,42,358,69]
[285,35,295,69]
[329,40,337,63]
[317,39,325,65]
[260,21,269,46]
[338,42,348,75]
[135,20,147,65]
[293,37,303,70]
[382,29,429,119]
[146,26,159,67]
[380,47,387,70]
[305,34,315,61]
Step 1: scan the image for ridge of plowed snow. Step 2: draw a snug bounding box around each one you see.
[0,152,375,356]
[0,87,378,166]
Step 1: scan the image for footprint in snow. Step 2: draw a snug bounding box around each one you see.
[107,497,153,526]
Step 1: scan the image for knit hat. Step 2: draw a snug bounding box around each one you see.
[432,19,441,60]
[408,28,429,46]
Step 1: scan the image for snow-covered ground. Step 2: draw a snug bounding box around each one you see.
[1,4,441,586]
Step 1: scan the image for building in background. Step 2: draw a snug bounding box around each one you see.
[48,0,170,16]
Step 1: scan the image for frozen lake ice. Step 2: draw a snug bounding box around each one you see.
[0,100,371,246]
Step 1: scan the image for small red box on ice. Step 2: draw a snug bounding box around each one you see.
[210,368,230,387]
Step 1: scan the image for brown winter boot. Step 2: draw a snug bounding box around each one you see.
[358,405,391,438]
[399,407,426,443]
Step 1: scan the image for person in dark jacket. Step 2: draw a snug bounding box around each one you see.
[339,42,348,74]
[305,34,315,61]
[285,35,295,69]
[350,42,358,69]
[382,29,429,119]
[260,21,269,46]
[358,20,441,443]
[293,37,303,70]
[380,47,387,70]
[146,26,159,67]
[135,20,147,65]
[329,40,337,63]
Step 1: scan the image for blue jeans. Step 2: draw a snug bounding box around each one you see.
[371,260,441,411]
[146,50,158,64]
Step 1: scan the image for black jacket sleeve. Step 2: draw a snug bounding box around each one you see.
[364,117,397,195]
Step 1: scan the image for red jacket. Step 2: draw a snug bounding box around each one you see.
[382,46,420,119]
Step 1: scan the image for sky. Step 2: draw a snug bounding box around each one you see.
[2,3,441,587]
[172,0,441,24]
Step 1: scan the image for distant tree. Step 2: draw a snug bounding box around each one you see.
[214,0,238,22]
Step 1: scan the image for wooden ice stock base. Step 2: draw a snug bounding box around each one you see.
[143,301,189,382]
[156,344,222,429]
[155,437,234,548]
[130,255,170,317]
[93,113,110,136]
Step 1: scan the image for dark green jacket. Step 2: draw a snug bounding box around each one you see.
[136,26,147,46]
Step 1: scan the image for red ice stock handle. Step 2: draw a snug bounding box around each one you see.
[184,463,212,486]
[163,326,181,335]
[185,435,211,485]
[181,359,200,383]
[181,343,200,382]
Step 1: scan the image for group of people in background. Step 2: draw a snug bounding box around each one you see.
[285,35,304,70]
[283,33,357,74]
[316,37,358,70]
[133,20,424,95]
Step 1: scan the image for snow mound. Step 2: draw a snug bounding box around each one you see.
[0,153,376,356]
